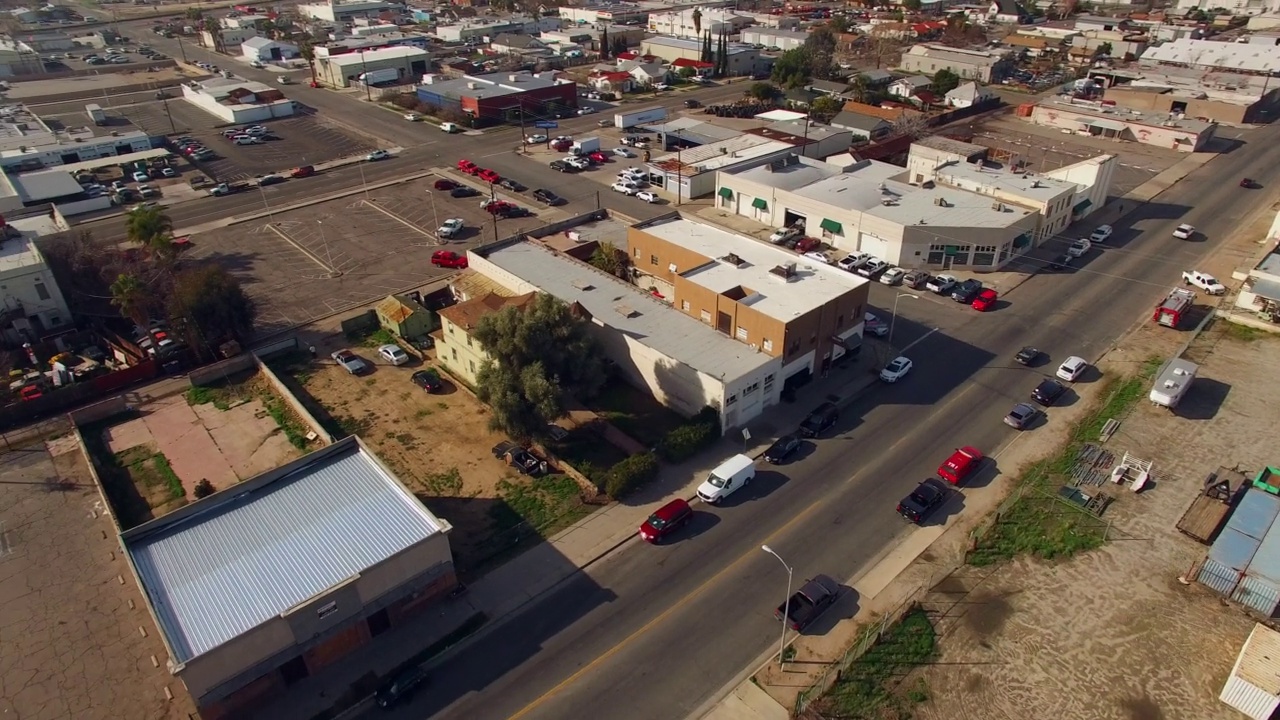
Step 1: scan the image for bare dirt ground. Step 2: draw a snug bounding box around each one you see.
[281,347,592,574]
[906,325,1276,720]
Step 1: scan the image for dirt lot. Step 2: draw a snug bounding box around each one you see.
[273,347,597,574]
[0,436,196,720]
[902,323,1276,720]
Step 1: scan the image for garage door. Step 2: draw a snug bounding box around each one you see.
[859,231,890,260]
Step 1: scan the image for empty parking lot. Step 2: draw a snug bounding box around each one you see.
[186,175,550,335]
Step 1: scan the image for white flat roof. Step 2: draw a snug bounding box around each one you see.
[1142,37,1280,72]
[930,160,1076,203]
[651,136,791,174]
[638,217,869,321]
[325,45,429,66]
[0,228,41,273]
[726,156,845,191]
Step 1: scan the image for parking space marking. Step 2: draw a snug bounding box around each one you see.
[359,199,443,244]
[268,224,339,276]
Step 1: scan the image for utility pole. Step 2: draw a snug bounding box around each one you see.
[161,96,177,134]
[177,37,188,64]
[517,106,526,151]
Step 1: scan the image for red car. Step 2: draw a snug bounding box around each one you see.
[457,159,479,175]
[794,236,821,253]
[588,151,609,164]
[431,250,468,269]
[937,446,984,485]
[639,498,693,543]
[476,168,501,184]
[972,288,998,311]
[550,140,572,152]
[484,200,514,215]
[290,165,314,178]
[434,179,459,191]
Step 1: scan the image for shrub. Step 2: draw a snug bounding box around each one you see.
[603,451,659,498]
[657,406,721,462]
[193,479,216,498]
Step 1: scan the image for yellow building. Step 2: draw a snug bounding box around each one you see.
[434,292,536,386]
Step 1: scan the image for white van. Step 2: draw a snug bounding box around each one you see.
[696,454,755,504]
[440,122,461,133]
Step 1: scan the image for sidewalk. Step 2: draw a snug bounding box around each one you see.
[254,344,886,720]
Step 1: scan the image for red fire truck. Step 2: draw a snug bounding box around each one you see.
[1153,288,1196,328]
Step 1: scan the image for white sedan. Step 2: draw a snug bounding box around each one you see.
[525,134,548,144]
[366,150,390,161]
[879,356,913,383]
[635,191,658,203]
[804,250,833,264]
[1056,355,1088,382]
[879,267,906,285]
[1173,223,1195,240]
[613,147,634,158]
[611,182,638,195]
[378,344,410,366]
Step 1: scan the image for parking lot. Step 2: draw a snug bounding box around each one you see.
[187,175,550,335]
[968,117,1185,197]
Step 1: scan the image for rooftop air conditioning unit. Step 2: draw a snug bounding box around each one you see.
[934,197,948,207]
[992,201,1004,210]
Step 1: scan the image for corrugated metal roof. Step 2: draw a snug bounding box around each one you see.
[1211,527,1265,572]
[1247,517,1280,587]
[1236,624,1280,695]
[1199,557,1243,596]
[1229,489,1280,542]
[126,440,444,663]
[1221,673,1280,720]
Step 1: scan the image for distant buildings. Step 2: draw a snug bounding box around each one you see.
[641,36,765,76]
[315,45,431,88]
[182,78,296,124]
[899,43,1014,83]
[0,215,73,344]
[296,0,399,23]
[415,71,577,124]
[647,8,750,39]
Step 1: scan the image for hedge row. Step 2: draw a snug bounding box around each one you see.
[657,406,721,463]
[603,451,659,499]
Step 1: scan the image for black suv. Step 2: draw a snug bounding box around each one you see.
[450,186,479,198]
[1031,378,1067,406]
[798,402,839,438]
[897,478,949,524]
[533,188,564,205]
[950,279,983,303]
[375,665,429,709]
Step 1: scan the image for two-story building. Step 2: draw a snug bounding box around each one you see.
[434,292,536,386]
[0,215,72,344]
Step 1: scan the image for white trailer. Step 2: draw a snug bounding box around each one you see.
[358,67,400,85]
[1149,358,1198,409]
[85,103,106,126]
[614,105,667,129]
[572,136,600,154]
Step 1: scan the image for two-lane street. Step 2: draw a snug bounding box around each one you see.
[350,130,1280,720]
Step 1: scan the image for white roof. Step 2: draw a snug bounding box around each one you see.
[0,228,42,274]
[1232,624,1280,695]
[637,217,869,321]
[1142,37,1280,72]
[324,45,429,66]
[651,136,791,174]
[725,156,845,191]
[929,160,1077,204]
[755,109,807,122]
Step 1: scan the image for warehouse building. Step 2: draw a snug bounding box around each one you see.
[316,45,431,88]
[1027,96,1216,152]
[123,437,456,720]
[899,43,1014,83]
[416,71,577,125]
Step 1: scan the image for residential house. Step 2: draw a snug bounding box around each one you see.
[489,33,548,55]
[0,216,73,343]
[808,79,853,99]
[588,70,636,93]
[435,291,537,386]
[945,81,998,108]
[671,57,714,77]
[830,111,893,139]
[899,43,1013,83]
[888,75,932,98]
[240,37,299,62]
[375,294,434,340]
[625,60,670,87]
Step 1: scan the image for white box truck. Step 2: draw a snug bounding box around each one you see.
[614,105,667,129]
[572,136,600,154]
[1149,358,1197,409]
[358,68,400,85]
[85,104,106,126]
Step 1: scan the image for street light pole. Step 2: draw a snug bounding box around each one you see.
[888,292,918,349]
[762,545,794,666]
[425,189,439,235]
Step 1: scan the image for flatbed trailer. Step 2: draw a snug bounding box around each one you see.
[1177,467,1245,544]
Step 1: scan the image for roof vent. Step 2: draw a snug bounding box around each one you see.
[934,197,949,207]
[769,262,798,281]
[1031,179,1042,188]
[991,201,1004,211]
[615,303,639,318]
[720,252,745,267]
[571,279,595,291]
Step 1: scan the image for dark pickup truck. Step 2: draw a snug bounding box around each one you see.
[774,574,840,631]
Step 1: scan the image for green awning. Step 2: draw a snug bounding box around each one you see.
[718,187,733,199]
[1073,198,1092,212]
[944,245,961,256]
[1013,233,1031,249]
[819,218,842,234]
[751,197,768,210]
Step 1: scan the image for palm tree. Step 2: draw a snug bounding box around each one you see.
[299,39,317,87]
[124,205,175,258]
[692,7,702,36]
[849,73,870,103]
[202,17,223,54]
[110,273,151,329]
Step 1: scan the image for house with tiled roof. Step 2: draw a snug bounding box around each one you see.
[672,57,714,76]
[588,69,636,93]
[434,291,537,386]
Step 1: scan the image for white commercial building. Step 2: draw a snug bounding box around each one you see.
[741,28,810,51]
[433,16,559,43]
[648,135,795,200]
[181,78,296,124]
[297,0,400,23]
[640,36,763,75]
[1141,37,1280,71]
[558,3,650,26]
[315,45,431,88]
[0,104,153,173]
[899,43,1014,83]
[240,37,300,63]
[0,215,73,343]
[647,8,750,39]
[467,239,780,431]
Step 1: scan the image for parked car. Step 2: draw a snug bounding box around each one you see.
[411,368,443,392]
[879,267,906,286]
[879,356,912,383]
[1015,346,1044,366]
[1004,402,1041,430]
[763,433,801,464]
[1031,378,1067,406]
[636,191,659,203]
[897,478,950,524]
[1183,270,1226,295]
[613,147,634,158]
[794,236,821,254]
[1089,225,1113,243]
[132,170,150,182]
[903,269,931,289]
[769,227,801,245]
[375,665,428,709]
[611,182,638,195]
[837,252,868,272]
[378,344,410,366]
[331,349,369,375]
[950,279,983,303]
[498,178,524,192]
[588,151,609,164]
[971,288,999,311]
[774,574,840,631]
[1056,355,1088,382]
[476,168,500,184]
[431,250,468,269]
[549,160,574,173]
[1067,238,1091,258]
[863,311,888,337]
[799,402,839,438]
[533,188,563,205]
[937,446,983,485]
[803,250,832,264]
[858,258,889,278]
[434,179,459,191]
[638,498,693,543]
[927,274,957,294]
[437,218,465,238]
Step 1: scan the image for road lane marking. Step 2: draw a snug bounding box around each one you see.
[506,350,992,720]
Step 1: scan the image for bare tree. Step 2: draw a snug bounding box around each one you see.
[891,111,930,139]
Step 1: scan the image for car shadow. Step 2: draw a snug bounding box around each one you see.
[924,488,966,527]
[798,586,861,636]
[964,458,999,490]
[662,510,720,543]
[717,469,790,507]
[1174,378,1231,421]
[1047,385,1080,408]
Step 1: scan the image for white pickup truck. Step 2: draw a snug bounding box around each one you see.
[1183,270,1226,295]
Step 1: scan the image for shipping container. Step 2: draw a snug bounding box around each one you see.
[614,105,667,128]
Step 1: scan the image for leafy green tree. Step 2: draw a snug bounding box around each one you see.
[849,73,870,102]
[1097,41,1113,57]
[678,66,696,79]
[809,95,842,121]
[747,81,781,101]
[589,241,627,278]
[771,47,812,88]
[110,273,151,329]
[168,265,257,355]
[702,32,712,62]
[474,294,607,440]
[931,68,961,95]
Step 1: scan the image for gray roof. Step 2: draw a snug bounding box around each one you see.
[480,241,776,382]
[419,71,563,100]
[644,35,755,55]
[808,79,851,94]
[124,438,446,664]
[725,154,845,190]
[1209,489,1280,571]
[11,170,85,201]
[830,111,890,132]
[492,32,543,49]
[913,135,988,158]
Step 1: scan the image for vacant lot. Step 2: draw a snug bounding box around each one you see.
[0,436,196,720]
[906,326,1276,720]
[271,346,599,574]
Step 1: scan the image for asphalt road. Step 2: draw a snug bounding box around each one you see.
[358,129,1280,720]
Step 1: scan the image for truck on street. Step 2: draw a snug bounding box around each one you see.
[85,104,106,126]
[774,574,840,631]
[614,105,667,129]
[571,136,600,155]
[209,182,249,196]
[358,68,399,86]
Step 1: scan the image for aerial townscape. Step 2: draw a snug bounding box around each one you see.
[7,0,1280,718]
